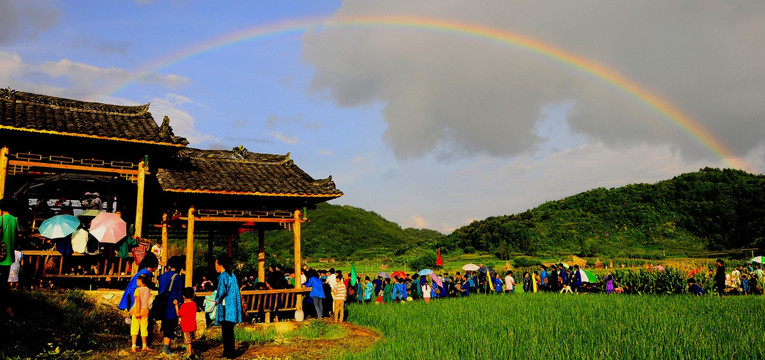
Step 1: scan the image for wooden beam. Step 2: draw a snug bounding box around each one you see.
[134,159,146,238]
[7,159,139,176]
[0,146,8,199]
[185,206,195,287]
[293,210,303,318]
[178,216,296,223]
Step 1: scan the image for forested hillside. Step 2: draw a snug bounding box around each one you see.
[239,168,763,265]
[253,203,445,261]
[447,168,765,258]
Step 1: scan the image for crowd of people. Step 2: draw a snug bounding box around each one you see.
[118,252,241,359]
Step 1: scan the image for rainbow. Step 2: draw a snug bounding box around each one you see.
[104,15,749,171]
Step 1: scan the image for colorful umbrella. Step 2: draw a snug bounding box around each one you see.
[436,249,444,267]
[749,256,765,264]
[580,269,597,283]
[77,209,102,218]
[391,271,407,279]
[376,271,391,279]
[89,212,126,244]
[560,263,570,269]
[38,214,80,239]
[419,269,434,276]
[462,263,480,271]
[654,265,666,272]
[429,273,443,288]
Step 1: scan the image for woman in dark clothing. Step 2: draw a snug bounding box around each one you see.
[715,259,726,296]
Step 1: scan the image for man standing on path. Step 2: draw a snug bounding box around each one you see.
[715,259,726,296]
[157,256,184,356]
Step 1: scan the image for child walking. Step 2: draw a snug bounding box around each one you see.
[175,287,198,357]
[130,274,152,352]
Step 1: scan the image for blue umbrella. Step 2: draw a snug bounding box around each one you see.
[419,269,434,276]
[39,214,80,239]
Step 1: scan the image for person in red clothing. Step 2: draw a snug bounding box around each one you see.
[174,287,198,357]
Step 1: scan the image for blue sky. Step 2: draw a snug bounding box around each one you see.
[2,1,763,232]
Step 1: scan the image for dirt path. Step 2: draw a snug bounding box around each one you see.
[102,320,380,360]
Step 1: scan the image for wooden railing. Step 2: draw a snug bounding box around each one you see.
[196,288,311,323]
[20,250,136,286]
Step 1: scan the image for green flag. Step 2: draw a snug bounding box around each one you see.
[350,262,358,287]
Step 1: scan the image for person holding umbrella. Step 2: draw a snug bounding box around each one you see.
[573,265,583,294]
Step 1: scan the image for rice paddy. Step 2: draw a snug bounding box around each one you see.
[343,293,765,359]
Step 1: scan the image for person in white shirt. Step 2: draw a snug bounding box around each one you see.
[504,271,515,293]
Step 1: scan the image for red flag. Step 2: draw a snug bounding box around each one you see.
[436,248,443,267]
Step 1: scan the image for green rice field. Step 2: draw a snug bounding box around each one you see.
[343,293,765,359]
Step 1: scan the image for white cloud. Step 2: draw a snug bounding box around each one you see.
[0,51,188,99]
[268,131,300,145]
[317,149,334,156]
[409,216,429,229]
[148,93,214,145]
[303,1,765,166]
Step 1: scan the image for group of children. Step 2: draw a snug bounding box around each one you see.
[128,274,198,356]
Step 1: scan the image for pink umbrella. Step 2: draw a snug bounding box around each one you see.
[429,273,443,288]
[89,212,127,244]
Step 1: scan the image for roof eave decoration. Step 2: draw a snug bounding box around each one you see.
[0,125,187,147]
[161,188,343,198]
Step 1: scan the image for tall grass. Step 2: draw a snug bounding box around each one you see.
[344,293,765,359]
[2,289,125,359]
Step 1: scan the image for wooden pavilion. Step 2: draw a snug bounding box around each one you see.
[0,88,342,316]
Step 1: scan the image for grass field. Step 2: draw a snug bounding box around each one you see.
[343,293,765,359]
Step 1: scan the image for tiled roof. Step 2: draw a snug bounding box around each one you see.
[0,88,187,146]
[156,147,343,198]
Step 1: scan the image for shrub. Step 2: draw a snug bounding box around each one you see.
[513,256,541,268]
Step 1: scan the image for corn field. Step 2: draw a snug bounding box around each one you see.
[344,293,765,359]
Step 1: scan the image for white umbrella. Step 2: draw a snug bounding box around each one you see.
[462,263,480,271]
[750,256,765,264]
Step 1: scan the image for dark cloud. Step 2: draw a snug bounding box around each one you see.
[0,0,61,44]
[69,36,131,55]
[302,1,765,163]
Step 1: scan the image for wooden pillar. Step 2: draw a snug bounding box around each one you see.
[185,206,195,287]
[133,159,146,238]
[293,210,303,319]
[0,146,8,199]
[161,213,168,267]
[258,229,265,283]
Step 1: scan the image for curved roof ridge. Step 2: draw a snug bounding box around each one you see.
[179,147,291,165]
[1,88,149,116]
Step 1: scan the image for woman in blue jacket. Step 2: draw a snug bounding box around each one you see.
[215,254,241,359]
[118,252,158,312]
[303,269,324,319]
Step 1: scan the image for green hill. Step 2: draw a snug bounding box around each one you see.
[447,168,765,258]
[232,168,764,269]
[250,203,445,263]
